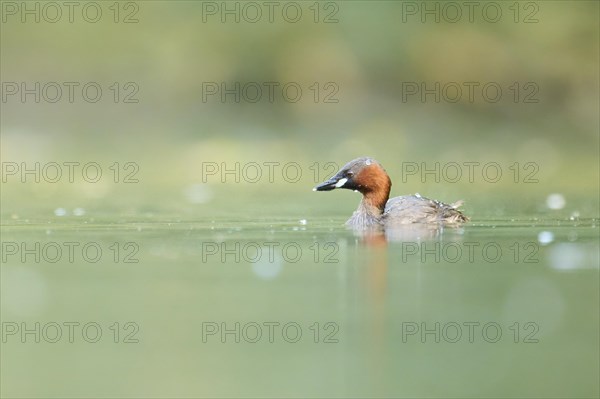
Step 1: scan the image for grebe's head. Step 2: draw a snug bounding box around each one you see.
[313,157,391,199]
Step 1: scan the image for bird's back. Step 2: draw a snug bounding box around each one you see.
[383,194,468,226]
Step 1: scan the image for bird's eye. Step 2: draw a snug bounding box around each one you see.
[346,171,353,177]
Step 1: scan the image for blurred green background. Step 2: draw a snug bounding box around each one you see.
[1,0,598,220]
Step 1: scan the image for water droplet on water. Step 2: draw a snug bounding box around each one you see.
[183,183,213,204]
[569,211,580,221]
[546,193,565,210]
[538,231,554,245]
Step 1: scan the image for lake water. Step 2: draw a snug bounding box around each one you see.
[2,215,598,397]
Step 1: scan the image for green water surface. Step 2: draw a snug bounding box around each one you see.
[1,215,598,398]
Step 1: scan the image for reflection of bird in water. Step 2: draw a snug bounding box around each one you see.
[314,157,468,230]
[354,223,459,244]
[350,222,465,389]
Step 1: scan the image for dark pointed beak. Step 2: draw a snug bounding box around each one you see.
[313,173,347,191]
[313,177,338,191]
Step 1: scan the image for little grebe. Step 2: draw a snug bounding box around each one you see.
[314,157,468,229]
